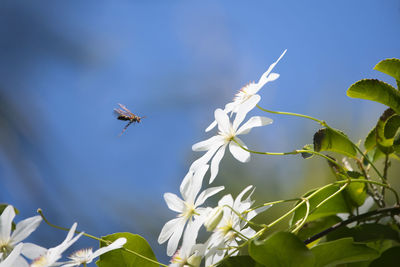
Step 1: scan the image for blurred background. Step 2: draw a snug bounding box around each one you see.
[0,0,399,265]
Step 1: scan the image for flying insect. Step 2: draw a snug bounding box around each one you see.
[114,103,144,135]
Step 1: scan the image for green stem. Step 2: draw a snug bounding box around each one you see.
[231,138,347,173]
[291,198,310,233]
[257,104,386,182]
[37,209,168,267]
[256,105,325,125]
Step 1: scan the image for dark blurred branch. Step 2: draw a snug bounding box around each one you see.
[303,205,400,245]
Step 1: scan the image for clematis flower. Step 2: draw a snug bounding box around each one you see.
[60,237,126,267]
[0,243,23,267]
[30,223,82,267]
[158,165,224,256]
[191,96,273,183]
[204,186,269,266]
[169,223,205,267]
[205,49,286,132]
[0,205,45,267]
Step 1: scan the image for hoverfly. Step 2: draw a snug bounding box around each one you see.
[114,103,144,135]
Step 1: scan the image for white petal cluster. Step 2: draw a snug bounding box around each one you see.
[159,51,285,266]
[0,205,45,267]
[30,223,82,267]
[204,186,269,266]
[205,49,286,132]
[191,95,272,183]
[61,237,127,267]
[158,165,224,256]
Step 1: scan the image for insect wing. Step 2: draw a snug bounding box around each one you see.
[118,103,135,116]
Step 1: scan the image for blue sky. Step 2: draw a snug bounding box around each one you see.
[0,0,399,264]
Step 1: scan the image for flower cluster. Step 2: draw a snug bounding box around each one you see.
[0,205,126,267]
[158,50,286,266]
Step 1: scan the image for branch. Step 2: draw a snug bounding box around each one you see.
[303,205,400,245]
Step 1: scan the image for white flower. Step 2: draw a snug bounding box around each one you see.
[169,223,205,267]
[30,223,82,267]
[205,49,286,132]
[0,205,45,267]
[60,237,126,267]
[158,165,224,256]
[191,96,273,183]
[204,186,269,266]
[0,243,23,267]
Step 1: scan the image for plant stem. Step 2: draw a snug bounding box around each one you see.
[303,205,400,245]
[256,104,386,182]
[256,105,325,125]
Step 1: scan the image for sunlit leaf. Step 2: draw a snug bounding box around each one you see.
[313,128,357,157]
[311,238,379,267]
[347,79,400,114]
[96,233,158,267]
[375,108,399,154]
[249,232,315,267]
[345,173,367,207]
[374,58,400,86]
[364,126,376,152]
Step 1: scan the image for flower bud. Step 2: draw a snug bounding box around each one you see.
[187,252,202,267]
[204,207,223,232]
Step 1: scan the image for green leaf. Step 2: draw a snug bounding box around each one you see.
[311,238,379,267]
[326,224,400,243]
[375,108,399,154]
[347,79,400,114]
[249,232,315,267]
[345,174,367,207]
[313,128,357,157]
[290,185,350,227]
[96,233,158,267]
[297,216,342,242]
[369,246,400,267]
[364,126,377,152]
[219,256,264,267]
[374,58,400,84]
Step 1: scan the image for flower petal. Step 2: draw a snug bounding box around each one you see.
[166,218,186,256]
[20,243,47,260]
[158,217,184,244]
[246,205,271,221]
[236,116,273,135]
[189,143,223,172]
[229,138,250,163]
[0,205,15,241]
[91,238,127,260]
[232,95,261,131]
[239,227,256,239]
[205,120,217,133]
[256,49,287,89]
[195,186,225,208]
[1,243,24,267]
[11,215,41,244]
[164,193,185,213]
[215,109,231,135]
[209,144,227,183]
[192,135,224,152]
[184,165,209,203]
